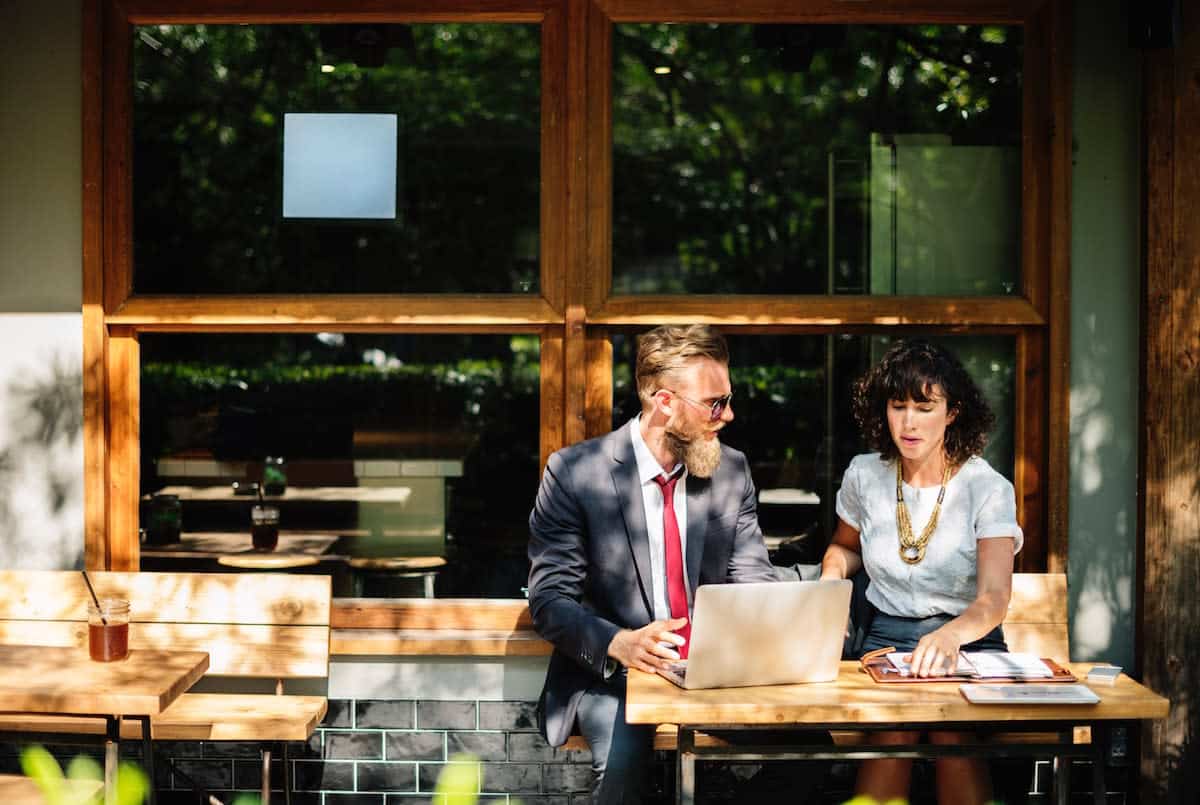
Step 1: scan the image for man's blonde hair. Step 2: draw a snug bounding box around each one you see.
[635,324,729,408]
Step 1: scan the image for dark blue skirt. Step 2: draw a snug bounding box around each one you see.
[861,612,1008,655]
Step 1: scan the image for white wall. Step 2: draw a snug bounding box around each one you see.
[0,1,84,568]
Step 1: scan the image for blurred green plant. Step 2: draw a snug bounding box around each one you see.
[428,753,529,805]
[19,746,147,805]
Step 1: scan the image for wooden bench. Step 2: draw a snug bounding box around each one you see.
[0,570,331,804]
[562,572,1072,754]
[0,773,104,805]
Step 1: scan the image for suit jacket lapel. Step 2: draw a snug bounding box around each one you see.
[685,473,711,598]
[610,424,655,621]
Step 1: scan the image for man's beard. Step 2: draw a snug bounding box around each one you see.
[665,420,723,479]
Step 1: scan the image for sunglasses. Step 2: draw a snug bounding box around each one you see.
[661,389,734,422]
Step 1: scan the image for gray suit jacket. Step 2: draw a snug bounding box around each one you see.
[527,420,777,746]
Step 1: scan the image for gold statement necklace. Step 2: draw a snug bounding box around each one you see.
[895,459,952,565]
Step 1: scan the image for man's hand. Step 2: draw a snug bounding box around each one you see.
[606,617,688,673]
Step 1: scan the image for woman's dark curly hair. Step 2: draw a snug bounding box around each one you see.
[852,339,994,465]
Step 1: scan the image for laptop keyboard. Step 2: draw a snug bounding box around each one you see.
[664,660,687,680]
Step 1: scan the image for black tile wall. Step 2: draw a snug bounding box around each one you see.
[385,732,445,762]
[417,701,478,730]
[358,700,415,729]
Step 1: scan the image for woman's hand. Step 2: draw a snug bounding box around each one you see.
[906,625,963,677]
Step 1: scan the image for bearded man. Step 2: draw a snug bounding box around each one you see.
[528,324,778,804]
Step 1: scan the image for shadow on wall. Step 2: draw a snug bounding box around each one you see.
[1067,325,1136,668]
[0,350,84,568]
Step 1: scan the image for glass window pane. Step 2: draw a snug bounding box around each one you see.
[132,24,540,294]
[612,333,1015,563]
[139,333,540,598]
[612,24,1022,296]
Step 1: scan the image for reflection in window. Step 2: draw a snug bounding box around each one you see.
[612,333,1014,563]
[138,334,540,598]
[132,23,540,294]
[612,24,1022,295]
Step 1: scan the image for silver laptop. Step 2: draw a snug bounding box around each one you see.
[659,580,851,689]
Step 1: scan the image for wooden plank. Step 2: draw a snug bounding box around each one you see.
[559,0,588,445]
[106,328,139,571]
[1014,330,1046,571]
[332,598,532,630]
[585,0,612,310]
[562,723,678,752]
[540,325,565,467]
[540,2,568,313]
[564,306,588,445]
[82,0,107,571]
[589,296,1045,326]
[0,571,332,625]
[596,0,1036,24]
[625,662,1168,727]
[1043,0,1072,574]
[332,629,552,656]
[102,3,132,314]
[1006,573,1066,623]
[1002,622,1069,661]
[585,328,613,438]
[0,646,209,717]
[109,295,562,328]
[151,693,328,740]
[1020,0,1050,320]
[119,0,553,23]
[1141,6,1200,797]
[0,622,328,678]
[0,694,328,742]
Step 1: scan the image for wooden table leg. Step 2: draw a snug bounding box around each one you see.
[262,746,272,805]
[677,727,696,805]
[137,716,156,805]
[1052,725,1073,805]
[104,716,120,805]
[1091,725,1108,805]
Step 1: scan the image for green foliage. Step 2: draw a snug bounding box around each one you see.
[19,746,148,805]
[133,23,540,294]
[611,23,1022,294]
[434,753,483,805]
[131,22,1023,298]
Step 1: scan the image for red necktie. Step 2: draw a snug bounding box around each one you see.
[653,471,690,658]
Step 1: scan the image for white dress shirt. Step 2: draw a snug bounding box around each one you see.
[629,416,692,620]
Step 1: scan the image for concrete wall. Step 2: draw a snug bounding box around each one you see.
[1067,0,1141,670]
[0,1,84,569]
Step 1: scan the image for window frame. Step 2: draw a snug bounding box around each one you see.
[83,0,1070,579]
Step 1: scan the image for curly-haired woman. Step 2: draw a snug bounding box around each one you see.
[819,339,1022,805]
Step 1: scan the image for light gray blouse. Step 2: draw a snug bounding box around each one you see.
[835,453,1023,618]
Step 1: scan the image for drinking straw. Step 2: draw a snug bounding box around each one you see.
[81,569,108,626]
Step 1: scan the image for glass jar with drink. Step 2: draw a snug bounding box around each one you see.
[88,598,130,662]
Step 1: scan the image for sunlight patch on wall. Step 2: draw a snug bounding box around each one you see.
[0,313,84,569]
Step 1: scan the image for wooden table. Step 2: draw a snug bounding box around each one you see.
[0,645,209,805]
[626,661,1169,805]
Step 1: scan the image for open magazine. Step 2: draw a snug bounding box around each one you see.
[860,646,1077,684]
